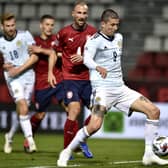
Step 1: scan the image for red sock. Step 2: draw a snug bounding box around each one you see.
[84,115,91,126]
[64,119,79,148]
[30,115,42,135]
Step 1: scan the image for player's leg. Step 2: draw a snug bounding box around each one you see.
[17,99,37,153]
[63,80,93,158]
[130,97,168,165]
[24,87,52,151]
[4,117,19,153]
[57,103,105,167]
[117,86,168,165]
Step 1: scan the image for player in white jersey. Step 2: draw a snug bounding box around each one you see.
[0,13,37,153]
[57,9,168,167]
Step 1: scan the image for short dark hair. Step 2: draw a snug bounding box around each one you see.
[101,9,119,22]
[0,13,15,24]
[40,14,55,23]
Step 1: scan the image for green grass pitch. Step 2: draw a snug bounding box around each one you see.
[0,133,167,168]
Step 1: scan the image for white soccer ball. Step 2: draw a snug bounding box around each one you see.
[153,136,168,156]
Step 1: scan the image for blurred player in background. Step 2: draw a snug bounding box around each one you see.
[55,0,96,158]
[0,13,37,154]
[57,9,168,167]
[4,14,66,152]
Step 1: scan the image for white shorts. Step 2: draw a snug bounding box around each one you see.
[5,71,35,105]
[91,85,142,116]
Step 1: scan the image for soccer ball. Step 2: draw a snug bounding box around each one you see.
[153,136,168,156]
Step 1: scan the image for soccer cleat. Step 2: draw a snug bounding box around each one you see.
[142,153,168,165]
[80,142,93,158]
[4,133,13,154]
[25,136,37,153]
[57,148,72,167]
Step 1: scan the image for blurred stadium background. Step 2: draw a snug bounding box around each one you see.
[0,0,168,138]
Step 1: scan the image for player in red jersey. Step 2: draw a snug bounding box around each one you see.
[55,0,97,158]
[4,14,66,152]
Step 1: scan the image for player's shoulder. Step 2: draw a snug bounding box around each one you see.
[17,30,29,34]
[90,32,101,40]
[114,33,123,40]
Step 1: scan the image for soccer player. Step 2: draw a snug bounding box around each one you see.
[4,14,65,152]
[0,13,37,154]
[55,0,96,158]
[57,9,168,167]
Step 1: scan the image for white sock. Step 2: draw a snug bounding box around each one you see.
[68,126,90,151]
[8,118,19,140]
[144,119,159,155]
[19,115,33,138]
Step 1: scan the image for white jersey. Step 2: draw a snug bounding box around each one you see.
[84,32,124,88]
[0,30,35,82]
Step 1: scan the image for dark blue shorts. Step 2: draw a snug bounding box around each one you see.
[35,82,65,112]
[63,80,92,107]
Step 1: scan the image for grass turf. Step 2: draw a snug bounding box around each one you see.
[0,133,168,168]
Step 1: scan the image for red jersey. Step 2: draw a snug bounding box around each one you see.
[56,24,96,80]
[34,35,63,90]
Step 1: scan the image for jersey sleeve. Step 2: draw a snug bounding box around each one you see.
[25,30,35,45]
[83,36,99,69]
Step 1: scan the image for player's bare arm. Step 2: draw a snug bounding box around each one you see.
[7,54,39,77]
[48,50,57,88]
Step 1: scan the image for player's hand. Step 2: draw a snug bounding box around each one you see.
[8,67,21,77]
[3,63,14,71]
[96,66,107,78]
[70,54,83,64]
[48,72,57,88]
[28,45,41,54]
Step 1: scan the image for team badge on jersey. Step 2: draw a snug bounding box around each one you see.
[16,40,22,47]
[67,91,73,99]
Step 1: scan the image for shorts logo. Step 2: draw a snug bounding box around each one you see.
[14,89,19,94]
[67,91,73,99]
[35,102,39,110]
[95,96,101,102]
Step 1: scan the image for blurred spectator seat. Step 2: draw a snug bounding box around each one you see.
[157,87,168,102]
[90,5,105,20]
[21,4,36,19]
[154,53,168,70]
[4,4,19,17]
[154,22,168,36]
[39,4,53,17]
[17,20,27,30]
[0,83,13,103]
[136,52,155,69]
[28,20,39,35]
[144,36,161,52]
[138,86,150,99]
[54,5,71,19]
[145,68,162,81]
[162,6,168,20]
[163,37,168,52]
[128,68,144,81]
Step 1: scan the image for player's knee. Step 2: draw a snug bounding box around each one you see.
[149,106,160,120]
[90,118,102,132]
[37,112,46,120]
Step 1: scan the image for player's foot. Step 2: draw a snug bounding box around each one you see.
[23,139,29,153]
[57,148,72,167]
[142,153,168,165]
[80,142,93,158]
[4,133,13,154]
[25,136,37,153]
